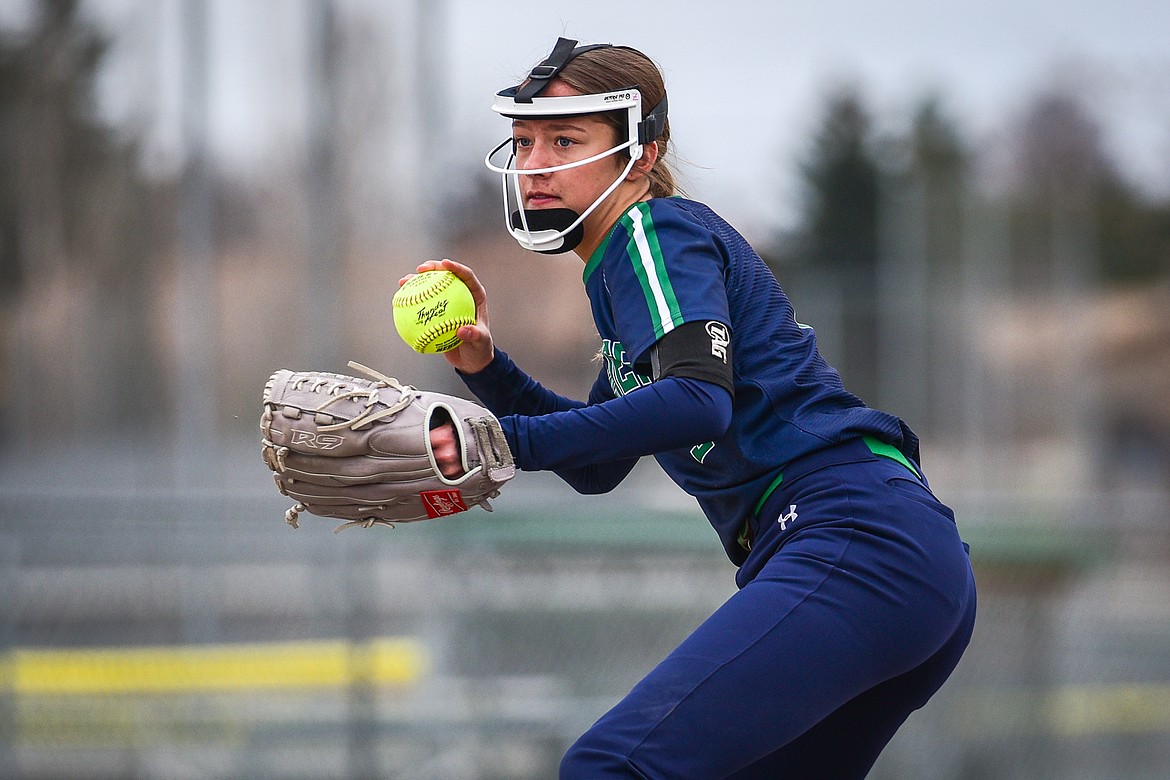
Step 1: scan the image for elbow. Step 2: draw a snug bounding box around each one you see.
[564,468,625,494]
[561,475,620,495]
[571,480,617,496]
[555,459,635,495]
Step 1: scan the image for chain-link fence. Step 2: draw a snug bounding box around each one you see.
[3,439,1169,779]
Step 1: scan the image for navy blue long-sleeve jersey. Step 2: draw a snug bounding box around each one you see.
[461,196,917,565]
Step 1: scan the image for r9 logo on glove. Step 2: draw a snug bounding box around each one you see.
[290,430,345,450]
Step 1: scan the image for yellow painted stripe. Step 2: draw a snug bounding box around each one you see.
[956,683,1170,737]
[1048,683,1170,736]
[0,637,427,695]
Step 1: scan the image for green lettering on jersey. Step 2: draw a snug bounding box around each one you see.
[600,339,652,397]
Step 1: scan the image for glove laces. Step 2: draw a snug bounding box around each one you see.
[315,361,416,431]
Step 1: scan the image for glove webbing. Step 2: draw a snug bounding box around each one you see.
[316,361,416,431]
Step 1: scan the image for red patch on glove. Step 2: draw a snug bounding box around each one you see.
[420,489,468,518]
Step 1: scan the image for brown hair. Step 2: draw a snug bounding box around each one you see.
[551,45,678,199]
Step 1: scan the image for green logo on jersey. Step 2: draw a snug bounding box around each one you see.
[690,441,715,463]
[600,339,652,397]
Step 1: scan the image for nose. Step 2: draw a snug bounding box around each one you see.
[518,139,554,173]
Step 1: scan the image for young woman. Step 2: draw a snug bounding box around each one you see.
[413,38,976,779]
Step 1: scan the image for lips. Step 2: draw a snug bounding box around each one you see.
[523,189,558,208]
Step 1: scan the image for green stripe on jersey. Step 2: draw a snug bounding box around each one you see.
[623,203,684,339]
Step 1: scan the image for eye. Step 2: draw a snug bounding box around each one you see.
[555,136,575,148]
[512,136,533,150]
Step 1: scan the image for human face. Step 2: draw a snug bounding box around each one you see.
[511,113,622,210]
[508,82,645,258]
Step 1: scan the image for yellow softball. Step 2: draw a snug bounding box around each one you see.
[392,270,476,354]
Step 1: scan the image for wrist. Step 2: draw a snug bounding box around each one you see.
[456,346,500,377]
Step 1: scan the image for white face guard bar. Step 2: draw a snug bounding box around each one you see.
[484,89,645,253]
[484,37,668,254]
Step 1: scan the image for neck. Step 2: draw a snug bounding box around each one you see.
[574,180,652,262]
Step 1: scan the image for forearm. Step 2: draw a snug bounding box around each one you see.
[457,348,585,417]
[500,376,733,475]
[460,351,732,494]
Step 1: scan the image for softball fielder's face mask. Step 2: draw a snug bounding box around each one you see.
[484,38,668,254]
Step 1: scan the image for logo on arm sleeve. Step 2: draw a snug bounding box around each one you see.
[705,321,730,363]
[690,441,715,463]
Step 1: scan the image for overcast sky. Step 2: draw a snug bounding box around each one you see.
[7,0,1169,238]
[442,0,1170,232]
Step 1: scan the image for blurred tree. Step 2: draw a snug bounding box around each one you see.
[788,85,882,276]
[1009,89,1108,291]
[1096,174,1170,285]
[905,96,970,277]
[767,85,884,400]
[2,0,119,287]
[765,88,978,433]
[0,0,168,435]
[876,96,973,436]
[1008,88,1170,288]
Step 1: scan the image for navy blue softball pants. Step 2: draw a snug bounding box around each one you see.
[559,439,977,779]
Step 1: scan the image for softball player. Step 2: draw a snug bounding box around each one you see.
[420,38,976,779]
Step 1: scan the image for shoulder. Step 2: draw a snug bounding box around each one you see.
[609,198,726,261]
[618,196,711,232]
[585,198,734,286]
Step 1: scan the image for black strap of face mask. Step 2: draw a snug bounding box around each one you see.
[639,94,668,144]
[513,38,670,144]
[514,37,612,103]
